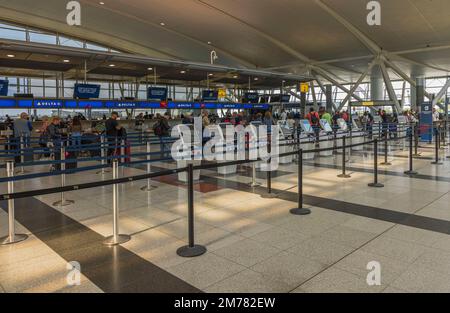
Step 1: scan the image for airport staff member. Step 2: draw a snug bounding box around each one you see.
[105,112,122,163]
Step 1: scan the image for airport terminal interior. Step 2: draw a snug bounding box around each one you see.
[1,0,450,295]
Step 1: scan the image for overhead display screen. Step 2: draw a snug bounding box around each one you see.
[243,92,259,104]
[73,84,101,99]
[0,80,9,96]
[147,87,168,101]
[202,90,219,102]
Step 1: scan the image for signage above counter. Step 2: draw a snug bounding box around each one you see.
[0,98,270,110]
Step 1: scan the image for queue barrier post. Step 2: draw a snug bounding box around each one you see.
[290,149,311,216]
[413,124,421,157]
[337,136,351,178]
[404,126,418,175]
[1,161,28,245]
[177,164,207,257]
[380,129,392,166]
[248,162,261,187]
[141,141,158,191]
[53,146,75,207]
[431,127,443,165]
[16,135,27,175]
[103,159,131,246]
[368,139,384,188]
[96,135,111,174]
[260,156,278,198]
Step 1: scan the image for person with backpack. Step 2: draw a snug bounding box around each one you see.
[153,114,170,158]
[306,108,320,141]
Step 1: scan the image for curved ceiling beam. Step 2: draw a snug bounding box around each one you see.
[195,0,312,64]
[78,0,257,68]
[313,0,380,55]
[0,6,179,60]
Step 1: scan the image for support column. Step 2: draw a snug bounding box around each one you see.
[325,84,333,112]
[412,77,425,111]
[371,66,384,101]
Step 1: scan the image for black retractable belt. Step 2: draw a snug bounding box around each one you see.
[368,139,384,188]
[177,163,207,258]
[290,149,311,216]
[337,136,351,178]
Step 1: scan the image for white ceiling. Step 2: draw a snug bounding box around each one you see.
[1,0,450,82]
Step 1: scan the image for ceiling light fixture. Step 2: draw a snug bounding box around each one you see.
[233,75,238,78]
[254,77,259,81]
[207,41,212,45]
[208,73,213,76]
[160,22,166,26]
[147,67,153,70]
[180,70,186,74]
[99,1,105,5]
[6,54,15,58]
[63,59,70,63]
[109,64,116,67]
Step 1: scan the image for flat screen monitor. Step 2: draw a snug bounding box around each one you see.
[202,90,218,102]
[147,87,168,101]
[0,80,9,96]
[243,92,259,104]
[373,116,382,124]
[73,83,101,99]
[353,118,363,130]
[320,119,333,132]
[300,119,313,133]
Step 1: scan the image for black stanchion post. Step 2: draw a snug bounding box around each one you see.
[1,161,28,245]
[380,128,392,166]
[290,149,311,216]
[337,136,351,178]
[368,139,384,188]
[431,127,443,165]
[177,164,207,257]
[404,126,418,175]
[261,142,277,199]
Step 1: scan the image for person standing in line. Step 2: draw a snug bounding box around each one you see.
[153,113,171,159]
[105,112,122,164]
[70,116,83,154]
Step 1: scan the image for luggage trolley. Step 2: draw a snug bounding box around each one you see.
[172,124,202,183]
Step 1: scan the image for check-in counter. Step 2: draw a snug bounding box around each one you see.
[350,117,365,151]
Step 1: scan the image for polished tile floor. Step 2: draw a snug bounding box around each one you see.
[1,138,450,293]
